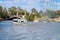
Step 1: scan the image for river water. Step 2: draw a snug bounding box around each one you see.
[0,20,60,40]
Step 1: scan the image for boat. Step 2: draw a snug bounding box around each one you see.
[13,17,27,24]
[13,19,18,22]
[13,9,27,24]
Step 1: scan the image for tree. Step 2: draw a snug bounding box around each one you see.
[56,10,60,17]
[8,8,11,16]
[9,7,17,15]
[31,8,38,14]
[16,7,26,15]
[31,8,40,20]
[0,5,2,18]
[2,7,9,19]
[25,12,30,21]
[39,10,43,17]
[32,8,36,12]
[18,9,25,15]
[45,9,57,18]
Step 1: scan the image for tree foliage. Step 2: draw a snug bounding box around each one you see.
[56,10,60,17]
[45,9,57,18]
[0,5,2,18]
[1,5,59,21]
[25,8,41,21]
[9,7,17,15]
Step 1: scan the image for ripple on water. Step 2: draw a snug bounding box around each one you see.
[0,21,60,40]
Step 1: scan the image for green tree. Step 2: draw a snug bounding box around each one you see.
[45,9,57,18]
[31,8,37,12]
[17,7,26,15]
[25,12,30,21]
[39,10,43,17]
[18,9,25,15]
[0,5,2,18]
[2,7,9,19]
[31,8,40,20]
[56,10,60,17]
[9,7,17,15]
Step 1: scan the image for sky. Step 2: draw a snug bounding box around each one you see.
[0,0,60,11]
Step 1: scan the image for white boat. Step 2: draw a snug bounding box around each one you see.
[13,19,18,22]
[13,18,27,24]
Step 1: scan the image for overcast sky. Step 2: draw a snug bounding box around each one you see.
[0,0,60,11]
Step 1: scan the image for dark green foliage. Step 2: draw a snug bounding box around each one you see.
[9,7,17,15]
[18,9,25,15]
[29,13,34,21]
[0,5,2,18]
[56,10,60,17]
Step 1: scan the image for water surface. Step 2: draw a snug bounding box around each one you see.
[0,20,60,40]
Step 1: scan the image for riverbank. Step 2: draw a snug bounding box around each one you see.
[0,18,4,21]
[39,17,60,22]
[0,17,60,23]
[49,18,60,22]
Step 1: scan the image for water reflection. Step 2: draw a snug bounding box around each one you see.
[0,20,60,40]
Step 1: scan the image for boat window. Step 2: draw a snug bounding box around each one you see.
[21,21,24,22]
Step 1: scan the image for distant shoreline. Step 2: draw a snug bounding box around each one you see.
[0,18,60,23]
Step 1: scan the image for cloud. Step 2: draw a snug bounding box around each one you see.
[0,0,59,11]
[0,0,13,1]
[0,0,40,11]
[54,2,60,6]
[14,0,39,5]
[0,0,39,7]
[39,0,52,3]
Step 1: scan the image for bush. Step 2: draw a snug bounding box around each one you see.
[0,18,4,21]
